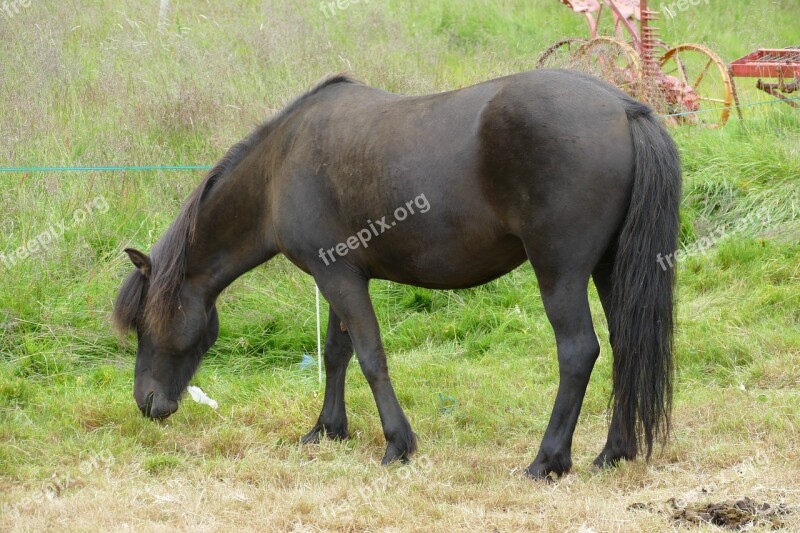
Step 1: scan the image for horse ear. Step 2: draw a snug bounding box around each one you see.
[124,248,151,278]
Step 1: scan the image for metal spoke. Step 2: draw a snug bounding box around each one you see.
[675,56,689,85]
[693,58,714,88]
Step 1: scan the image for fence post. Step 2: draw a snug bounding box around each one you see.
[158,0,169,31]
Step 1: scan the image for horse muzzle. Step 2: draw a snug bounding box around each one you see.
[138,390,179,419]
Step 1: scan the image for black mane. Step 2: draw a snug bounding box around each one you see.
[112,74,356,334]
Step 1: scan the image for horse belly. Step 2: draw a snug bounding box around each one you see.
[368,231,527,290]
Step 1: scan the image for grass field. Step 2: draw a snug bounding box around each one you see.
[1,0,799,531]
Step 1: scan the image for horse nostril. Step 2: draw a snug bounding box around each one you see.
[140,391,155,417]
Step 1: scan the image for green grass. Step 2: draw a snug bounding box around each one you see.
[1,0,799,530]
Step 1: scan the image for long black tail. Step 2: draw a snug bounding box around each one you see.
[610,100,682,459]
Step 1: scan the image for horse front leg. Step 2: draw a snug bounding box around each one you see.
[302,307,354,443]
[315,273,417,464]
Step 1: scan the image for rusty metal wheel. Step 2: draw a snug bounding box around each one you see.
[574,37,643,98]
[659,43,737,128]
[536,38,587,69]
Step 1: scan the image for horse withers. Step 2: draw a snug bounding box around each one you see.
[113,69,681,479]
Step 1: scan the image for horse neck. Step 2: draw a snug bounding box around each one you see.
[184,151,277,299]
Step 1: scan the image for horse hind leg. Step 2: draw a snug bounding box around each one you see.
[591,260,638,468]
[524,264,601,480]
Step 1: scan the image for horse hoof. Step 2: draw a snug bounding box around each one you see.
[523,464,557,483]
[381,443,411,465]
[301,422,350,444]
[301,426,323,444]
[592,448,635,470]
[524,454,570,481]
[380,432,417,465]
[592,456,616,471]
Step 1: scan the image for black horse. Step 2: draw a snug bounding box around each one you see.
[113,70,681,479]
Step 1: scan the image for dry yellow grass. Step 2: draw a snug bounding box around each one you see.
[2,384,798,532]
